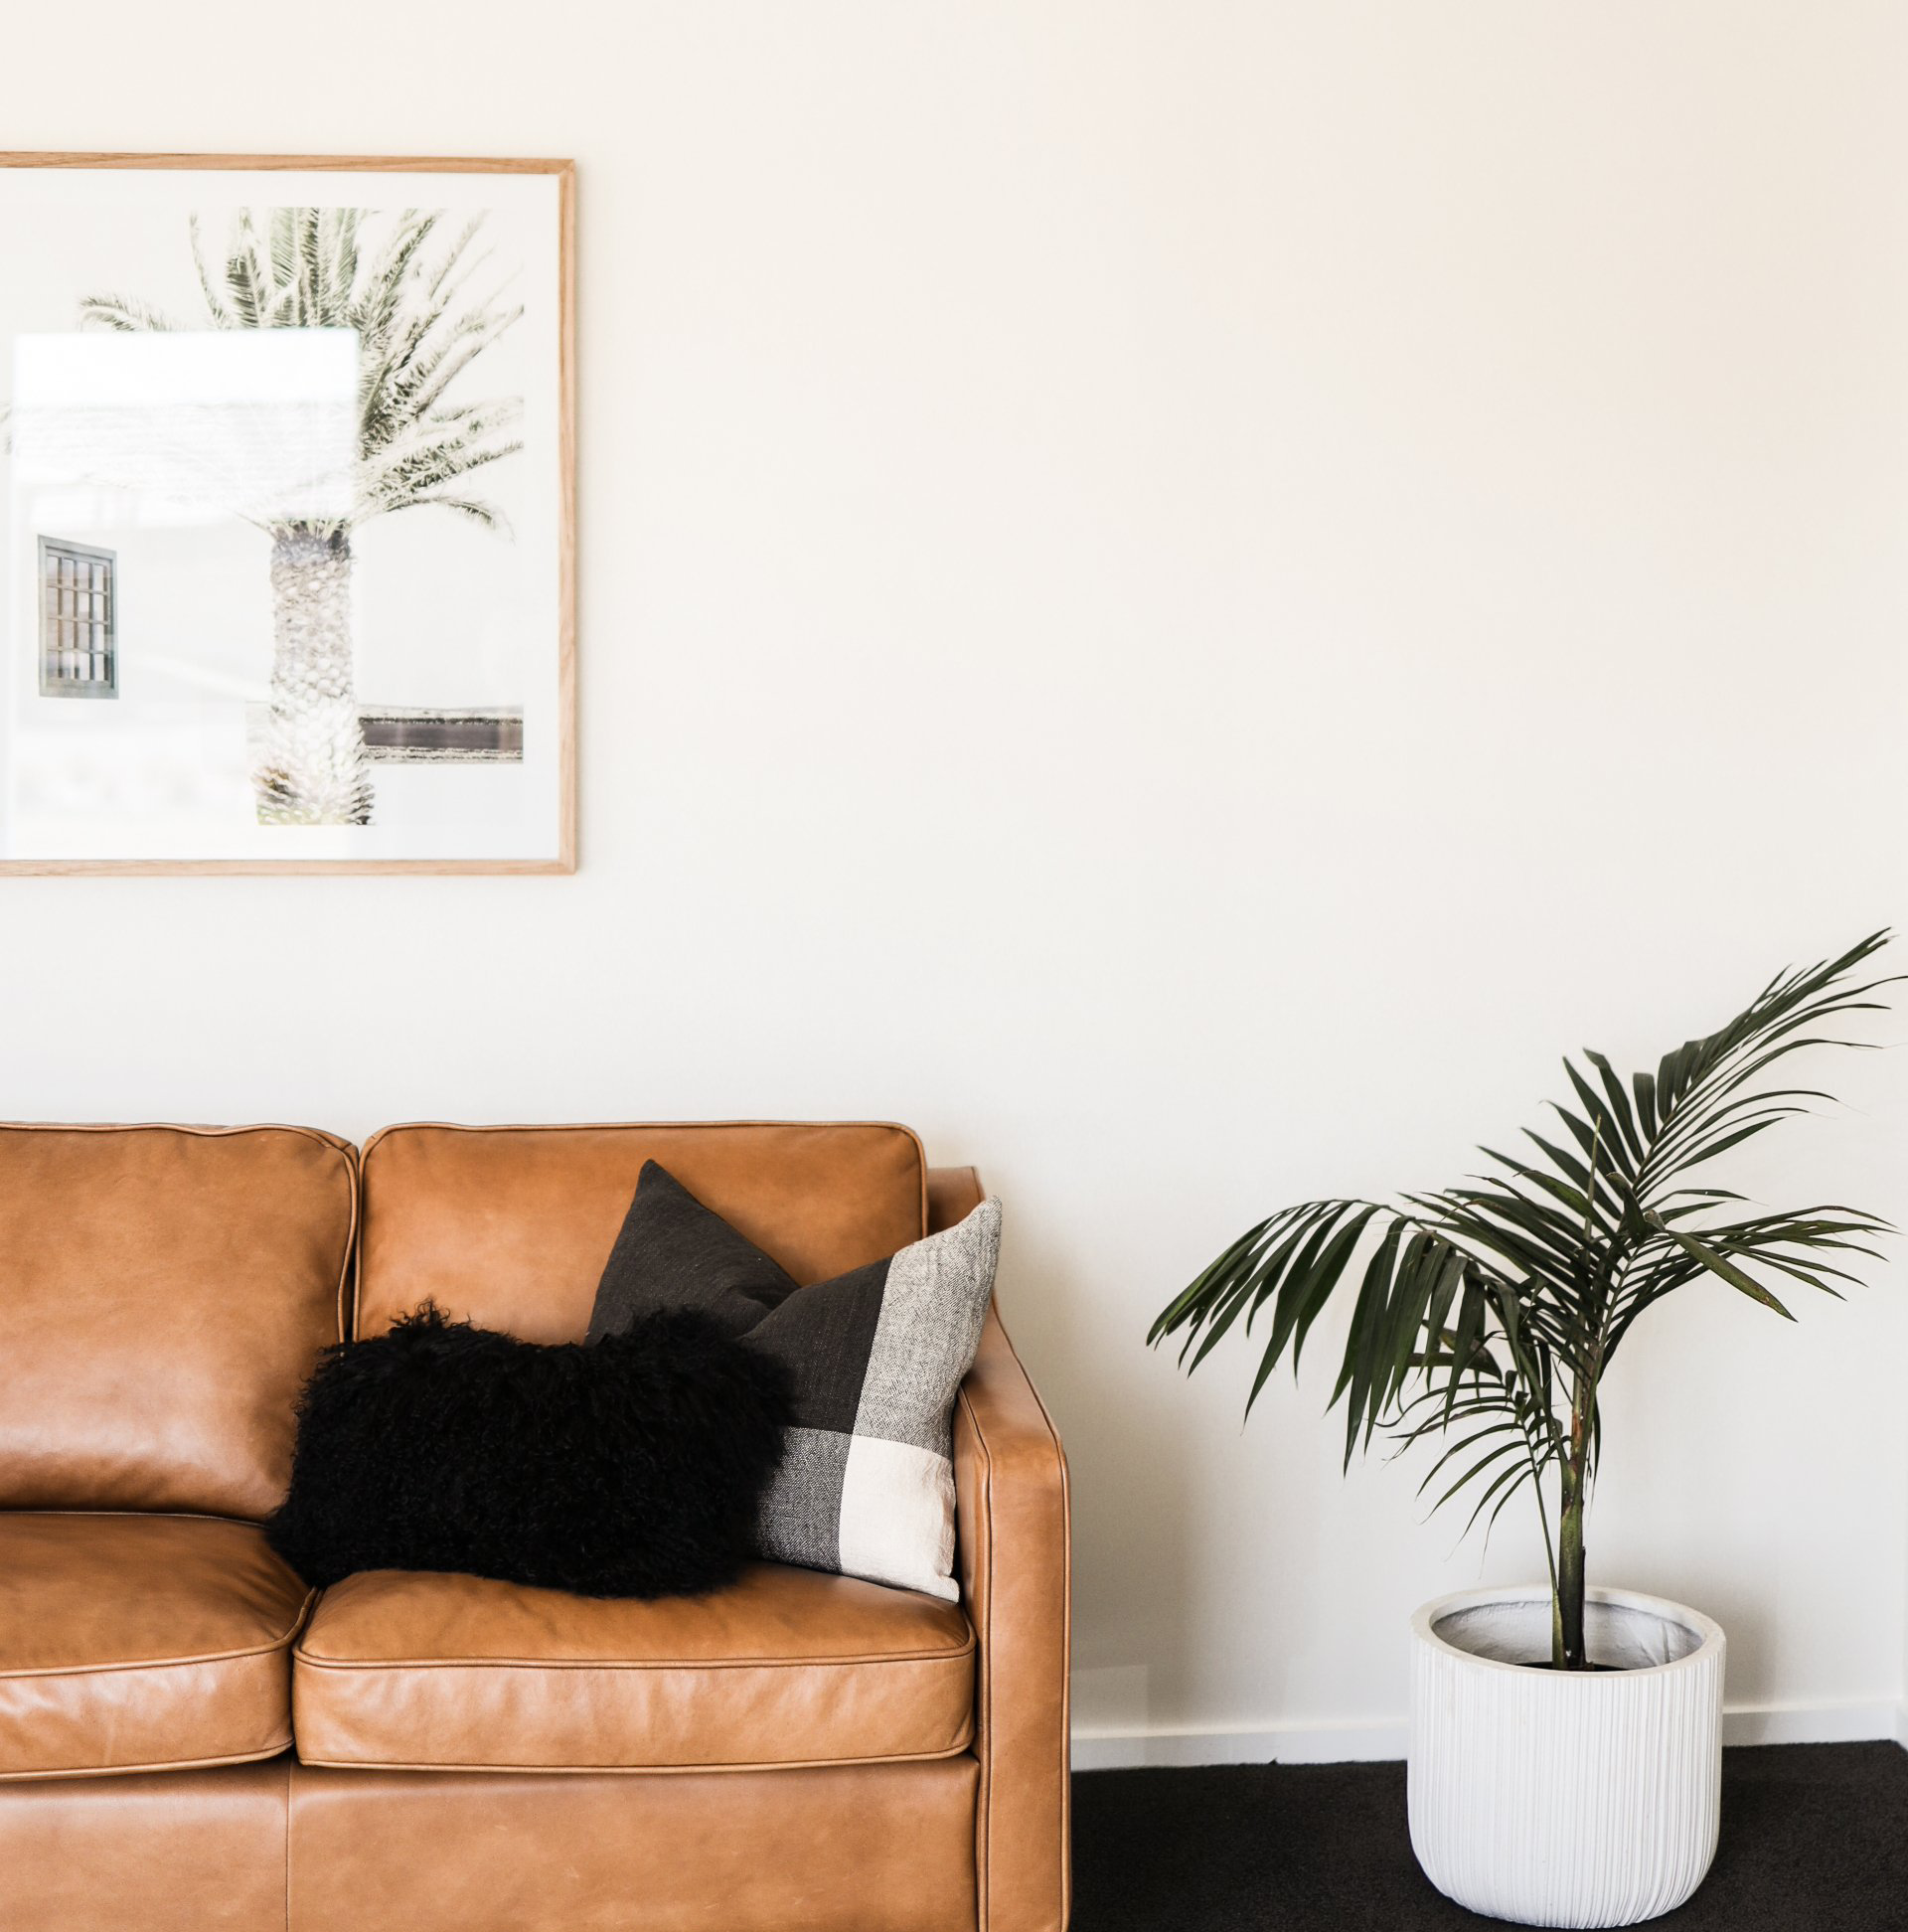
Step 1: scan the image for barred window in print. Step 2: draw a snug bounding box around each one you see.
[39,539,116,698]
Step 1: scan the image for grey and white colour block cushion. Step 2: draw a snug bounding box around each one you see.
[586,1163,1001,1601]
[748,1200,1000,1600]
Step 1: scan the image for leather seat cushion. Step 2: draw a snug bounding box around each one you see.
[293,1562,975,1772]
[0,1514,311,1780]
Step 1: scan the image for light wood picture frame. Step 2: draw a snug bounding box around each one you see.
[0,153,575,874]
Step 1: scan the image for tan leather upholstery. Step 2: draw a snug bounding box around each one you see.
[287,1756,980,1932]
[293,1561,974,1772]
[0,1131,1071,1932]
[356,1121,927,1341]
[0,1515,309,1781]
[936,1168,1074,1932]
[0,1122,356,1519]
[0,1759,291,1932]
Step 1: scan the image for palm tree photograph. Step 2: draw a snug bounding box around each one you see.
[83,205,527,828]
[0,158,572,870]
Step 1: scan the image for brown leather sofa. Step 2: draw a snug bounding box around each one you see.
[0,1121,1070,1932]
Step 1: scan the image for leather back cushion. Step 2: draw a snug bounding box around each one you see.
[356,1122,928,1343]
[0,1124,357,1519]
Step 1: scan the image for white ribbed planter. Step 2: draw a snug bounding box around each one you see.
[1408,1586,1725,1928]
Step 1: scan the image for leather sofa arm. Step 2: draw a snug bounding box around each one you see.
[932,1166,1072,1932]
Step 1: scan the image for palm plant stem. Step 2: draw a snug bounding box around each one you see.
[1557,1372,1591,1669]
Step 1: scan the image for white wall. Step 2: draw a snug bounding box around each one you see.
[3,3,1906,1758]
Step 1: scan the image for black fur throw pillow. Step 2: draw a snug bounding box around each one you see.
[264,1304,791,1598]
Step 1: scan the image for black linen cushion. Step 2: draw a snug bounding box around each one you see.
[586,1161,1001,1602]
[264,1303,791,1599]
[586,1160,798,1342]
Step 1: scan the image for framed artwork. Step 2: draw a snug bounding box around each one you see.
[0,153,574,873]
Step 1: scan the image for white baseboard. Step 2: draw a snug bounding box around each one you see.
[1072,1717,1405,1770]
[1719,1699,1906,1749]
[1072,1700,1908,1771]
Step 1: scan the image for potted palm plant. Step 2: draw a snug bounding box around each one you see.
[1150,933,1894,1928]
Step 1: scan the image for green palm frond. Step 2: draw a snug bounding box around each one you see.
[78,293,182,333]
[81,204,523,537]
[382,493,510,531]
[1150,931,1896,1667]
[187,216,238,327]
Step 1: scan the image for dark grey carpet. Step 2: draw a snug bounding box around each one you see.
[1072,1742,1908,1930]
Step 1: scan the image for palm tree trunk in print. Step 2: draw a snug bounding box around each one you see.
[256,526,375,826]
